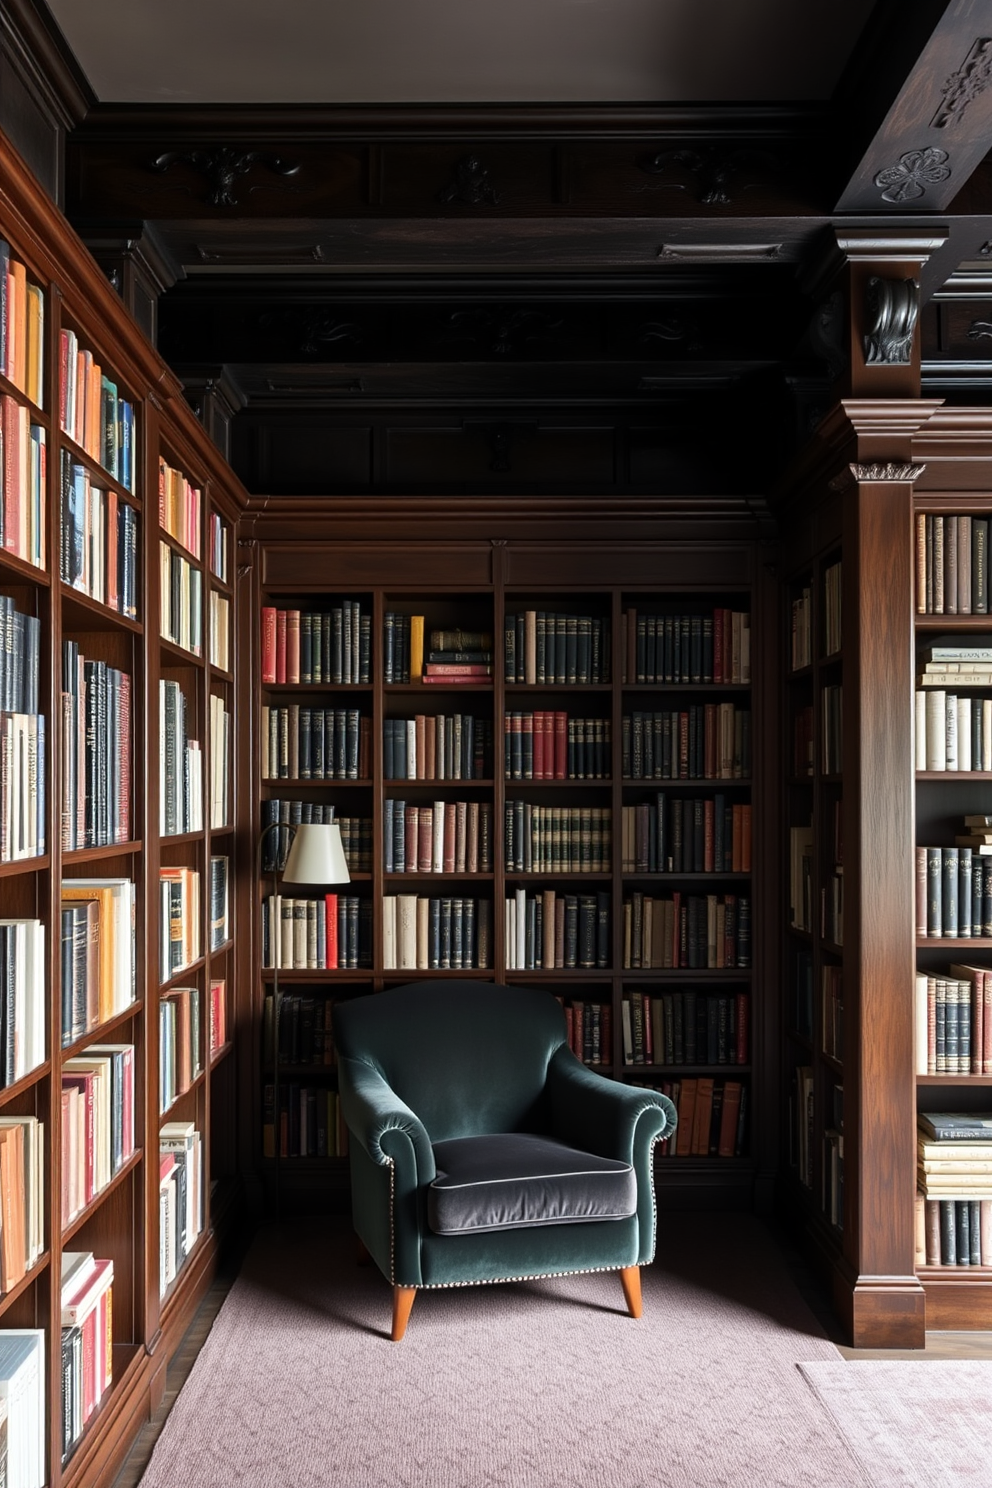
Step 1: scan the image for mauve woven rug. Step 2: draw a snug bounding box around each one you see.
[138,1214,871,1488]
[801,1361,992,1487]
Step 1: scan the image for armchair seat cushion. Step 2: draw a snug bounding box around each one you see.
[428,1133,636,1236]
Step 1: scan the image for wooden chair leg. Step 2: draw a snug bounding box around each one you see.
[620,1265,642,1319]
[355,1235,372,1266]
[392,1285,417,1341]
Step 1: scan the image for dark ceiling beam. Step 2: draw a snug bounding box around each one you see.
[832,0,992,212]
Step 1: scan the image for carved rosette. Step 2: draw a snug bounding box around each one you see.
[863,277,920,365]
[873,148,950,203]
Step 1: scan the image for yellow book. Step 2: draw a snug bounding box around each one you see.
[60,884,119,1024]
[10,258,27,392]
[25,282,43,408]
[410,614,424,679]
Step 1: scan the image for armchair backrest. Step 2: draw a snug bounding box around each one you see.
[334,980,569,1141]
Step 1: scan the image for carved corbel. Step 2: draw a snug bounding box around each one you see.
[863,277,920,365]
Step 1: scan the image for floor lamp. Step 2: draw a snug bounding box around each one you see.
[260,819,351,1219]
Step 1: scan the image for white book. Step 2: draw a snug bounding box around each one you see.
[0,1329,45,1488]
[397,894,417,969]
[416,896,430,970]
[915,972,930,1076]
[382,896,396,970]
[958,696,972,772]
[516,888,527,971]
[946,693,958,770]
[915,690,928,769]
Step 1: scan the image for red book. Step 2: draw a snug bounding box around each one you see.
[275,609,287,684]
[417,807,433,873]
[533,709,546,780]
[423,663,492,676]
[62,1071,96,1206]
[718,1080,743,1157]
[554,711,567,779]
[261,607,277,684]
[419,674,490,684]
[324,893,338,968]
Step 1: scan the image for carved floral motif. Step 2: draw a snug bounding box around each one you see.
[874,148,950,203]
[438,156,500,207]
[931,37,992,128]
[150,147,300,208]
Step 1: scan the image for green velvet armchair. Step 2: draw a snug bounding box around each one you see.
[334,980,677,1340]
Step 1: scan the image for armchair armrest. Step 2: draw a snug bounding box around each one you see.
[545,1045,677,1163]
[337,1056,436,1187]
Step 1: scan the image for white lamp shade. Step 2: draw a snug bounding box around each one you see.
[282,822,351,886]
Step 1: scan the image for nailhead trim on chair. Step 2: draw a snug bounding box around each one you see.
[384,1132,664,1292]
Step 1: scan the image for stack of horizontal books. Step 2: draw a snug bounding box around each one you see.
[917,1110,992,1266]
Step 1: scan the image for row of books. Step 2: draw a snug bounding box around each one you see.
[60,454,139,617]
[789,824,814,932]
[61,1045,135,1226]
[915,968,992,1075]
[260,800,372,874]
[159,457,201,559]
[60,879,136,1046]
[60,329,135,492]
[505,611,610,685]
[650,1076,748,1158]
[0,711,44,864]
[620,796,752,875]
[160,986,202,1112]
[159,542,203,656]
[208,511,228,583]
[59,1250,114,1462]
[261,601,371,685]
[0,1327,45,1488]
[160,679,201,836]
[262,705,372,782]
[383,895,492,971]
[1,394,46,568]
[0,595,39,716]
[917,1196,992,1266]
[622,607,751,685]
[563,998,611,1065]
[261,894,372,970]
[621,990,749,1066]
[384,799,493,874]
[382,617,492,684]
[790,562,842,670]
[262,1083,348,1159]
[265,993,338,1068]
[917,642,992,688]
[915,514,990,615]
[504,713,610,781]
[62,645,131,850]
[209,693,230,828]
[0,1115,43,1292]
[209,855,229,952]
[160,1122,204,1297]
[0,919,44,1089]
[621,706,751,781]
[916,690,992,771]
[384,713,492,781]
[504,802,611,873]
[915,842,992,938]
[1,240,44,406]
[622,892,751,970]
[209,590,230,673]
[505,889,609,970]
[159,867,201,982]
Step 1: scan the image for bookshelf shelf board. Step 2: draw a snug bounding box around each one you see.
[63,840,142,866]
[208,664,234,683]
[917,1073,992,1085]
[385,779,494,790]
[788,926,813,943]
[0,852,50,878]
[622,777,753,789]
[158,527,203,568]
[819,650,843,667]
[788,665,814,681]
[0,1059,51,1104]
[819,1051,844,1077]
[0,369,46,416]
[158,1228,211,1321]
[61,1002,140,1060]
[61,1148,143,1245]
[62,1344,145,1482]
[818,773,843,786]
[60,588,143,635]
[160,1068,207,1120]
[159,829,204,848]
[159,635,205,667]
[58,432,139,508]
[208,573,233,597]
[917,1264,992,1278]
[916,937,992,948]
[503,969,613,983]
[380,968,495,980]
[787,776,815,787]
[654,1155,753,1170]
[0,1252,50,1313]
[507,684,613,694]
[619,968,752,983]
[268,873,370,891]
[623,1063,751,1076]
[208,825,234,839]
[621,871,752,883]
[916,615,992,631]
[916,771,992,781]
[209,1040,234,1068]
[264,683,374,695]
[386,683,493,694]
[384,871,495,882]
[504,777,613,788]
[0,546,51,585]
[788,1028,814,1051]
[821,940,844,956]
[263,778,373,790]
[260,968,375,983]
[504,871,611,882]
[263,1063,339,1078]
[161,957,207,991]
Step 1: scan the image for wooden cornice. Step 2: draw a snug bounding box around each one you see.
[1,0,94,128]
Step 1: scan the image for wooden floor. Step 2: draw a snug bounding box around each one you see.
[109,1218,992,1488]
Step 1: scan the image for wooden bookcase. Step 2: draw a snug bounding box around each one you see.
[0,126,248,1488]
[239,510,780,1214]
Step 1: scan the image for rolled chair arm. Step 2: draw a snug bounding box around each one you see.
[337,1056,436,1185]
[546,1046,677,1162]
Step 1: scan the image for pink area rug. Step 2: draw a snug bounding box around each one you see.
[138,1214,870,1488]
[800,1361,992,1488]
